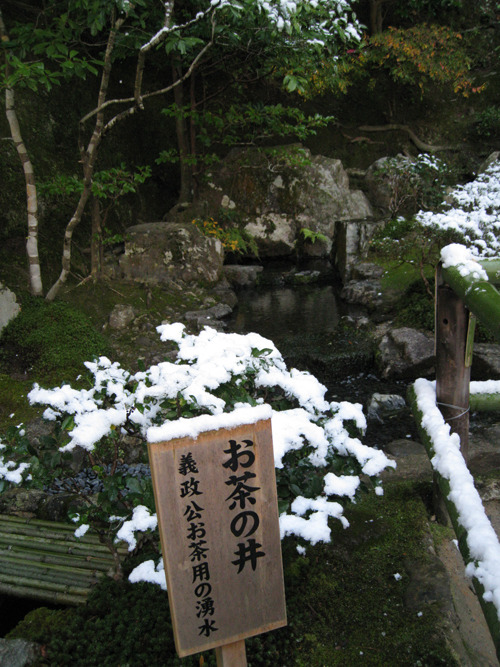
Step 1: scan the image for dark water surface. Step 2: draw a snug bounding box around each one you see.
[226,269,419,448]
[228,283,347,341]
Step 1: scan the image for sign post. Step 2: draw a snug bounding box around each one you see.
[148,412,286,663]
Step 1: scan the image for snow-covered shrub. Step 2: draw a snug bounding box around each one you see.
[370,156,500,305]
[1,324,395,581]
[416,158,500,258]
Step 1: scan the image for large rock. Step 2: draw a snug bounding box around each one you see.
[377,327,435,379]
[365,155,414,215]
[119,222,223,286]
[0,282,20,334]
[223,265,264,288]
[472,343,500,380]
[166,146,374,263]
[0,639,40,667]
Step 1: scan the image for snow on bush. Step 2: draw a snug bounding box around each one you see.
[2,324,396,585]
[416,157,500,257]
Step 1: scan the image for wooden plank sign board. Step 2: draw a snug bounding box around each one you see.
[148,417,287,658]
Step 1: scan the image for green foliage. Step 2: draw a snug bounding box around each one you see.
[39,163,151,247]
[472,106,500,137]
[6,606,72,643]
[303,23,484,100]
[31,579,214,667]
[298,228,329,245]
[39,163,151,201]
[282,483,458,666]
[0,0,114,93]
[1,328,385,577]
[394,279,436,330]
[365,24,483,97]
[372,154,452,217]
[370,215,463,298]
[0,296,108,381]
[191,216,258,256]
[158,103,334,182]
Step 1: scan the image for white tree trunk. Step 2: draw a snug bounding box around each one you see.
[1,11,43,296]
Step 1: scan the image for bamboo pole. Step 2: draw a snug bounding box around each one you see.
[0,531,115,555]
[0,560,100,587]
[0,553,102,578]
[408,385,500,660]
[0,523,106,543]
[0,571,89,596]
[0,514,78,530]
[441,265,500,343]
[469,392,500,412]
[0,581,88,605]
[0,514,129,603]
[0,547,114,571]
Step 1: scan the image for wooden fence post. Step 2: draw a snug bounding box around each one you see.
[215,640,247,667]
[435,265,471,460]
[434,265,472,522]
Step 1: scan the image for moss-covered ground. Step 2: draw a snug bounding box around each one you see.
[6,482,458,666]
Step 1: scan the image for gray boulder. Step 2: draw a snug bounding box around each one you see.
[109,304,136,330]
[0,639,40,667]
[377,327,435,379]
[166,146,373,262]
[184,303,233,331]
[367,393,406,422]
[0,282,20,334]
[223,265,264,288]
[119,222,223,286]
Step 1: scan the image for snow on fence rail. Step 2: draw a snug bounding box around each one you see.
[409,381,500,658]
[409,243,500,659]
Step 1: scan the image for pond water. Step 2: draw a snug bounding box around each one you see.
[225,263,419,449]
[226,261,363,344]
[228,283,346,340]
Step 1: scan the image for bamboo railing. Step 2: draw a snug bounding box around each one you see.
[409,252,500,659]
[0,514,128,604]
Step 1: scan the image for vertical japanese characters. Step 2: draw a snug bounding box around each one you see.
[178,452,219,639]
[222,438,266,573]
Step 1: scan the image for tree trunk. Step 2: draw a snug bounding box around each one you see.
[90,194,102,279]
[45,12,124,301]
[173,63,193,205]
[369,0,384,34]
[1,10,43,297]
[190,73,199,200]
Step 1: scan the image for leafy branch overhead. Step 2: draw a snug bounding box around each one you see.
[1,0,363,299]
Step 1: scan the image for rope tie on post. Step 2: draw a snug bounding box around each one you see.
[436,401,470,421]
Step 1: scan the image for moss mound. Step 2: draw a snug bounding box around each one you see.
[0,295,109,383]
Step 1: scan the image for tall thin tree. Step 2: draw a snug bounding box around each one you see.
[0,8,43,296]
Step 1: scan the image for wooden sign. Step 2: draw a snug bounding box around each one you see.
[148,417,287,658]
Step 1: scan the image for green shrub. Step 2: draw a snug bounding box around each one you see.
[394,279,435,330]
[0,296,108,382]
[6,607,70,644]
[38,579,217,667]
[473,106,500,138]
